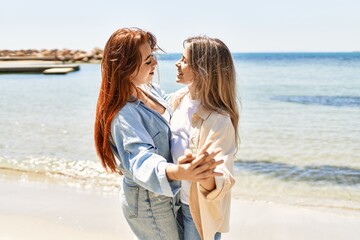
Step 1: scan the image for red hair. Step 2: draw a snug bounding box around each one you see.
[94,28,157,172]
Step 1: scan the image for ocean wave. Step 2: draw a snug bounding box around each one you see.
[0,156,121,192]
[271,95,360,107]
[235,160,360,187]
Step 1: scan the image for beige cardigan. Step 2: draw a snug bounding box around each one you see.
[170,88,236,240]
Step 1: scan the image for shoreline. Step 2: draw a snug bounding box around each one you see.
[1,169,360,240]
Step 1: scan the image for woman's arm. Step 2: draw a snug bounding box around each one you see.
[197,116,237,200]
[112,106,180,197]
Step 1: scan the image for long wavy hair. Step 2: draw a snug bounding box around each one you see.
[185,36,240,145]
[94,28,157,172]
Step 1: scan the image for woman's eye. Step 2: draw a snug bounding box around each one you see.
[145,54,155,65]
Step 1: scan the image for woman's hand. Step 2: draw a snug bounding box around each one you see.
[166,141,223,181]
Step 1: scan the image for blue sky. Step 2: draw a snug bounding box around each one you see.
[1,0,359,53]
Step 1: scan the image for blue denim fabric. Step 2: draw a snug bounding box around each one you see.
[111,84,181,239]
[120,179,180,240]
[181,203,222,240]
[111,84,180,197]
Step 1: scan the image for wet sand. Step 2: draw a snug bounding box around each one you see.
[1,170,359,240]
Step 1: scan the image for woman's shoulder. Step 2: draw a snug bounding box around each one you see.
[173,86,188,96]
[168,87,189,108]
[207,110,232,125]
[113,101,141,121]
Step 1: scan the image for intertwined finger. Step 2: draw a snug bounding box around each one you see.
[178,149,195,164]
[196,168,224,180]
[197,140,213,156]
[193,148,221,166]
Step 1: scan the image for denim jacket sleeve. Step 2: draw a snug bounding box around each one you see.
[111,103,180,197]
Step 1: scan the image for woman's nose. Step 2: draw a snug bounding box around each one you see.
[152,58,158,66]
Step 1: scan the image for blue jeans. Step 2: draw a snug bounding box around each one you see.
[120,179,180,240]
[180,203,221,240]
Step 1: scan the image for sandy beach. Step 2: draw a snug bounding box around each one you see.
[0,170,359,240]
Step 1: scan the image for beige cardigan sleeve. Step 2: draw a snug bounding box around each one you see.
[197,114,236,201]
[189,113,236,240]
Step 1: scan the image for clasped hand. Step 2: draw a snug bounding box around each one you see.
[166,141,223,182]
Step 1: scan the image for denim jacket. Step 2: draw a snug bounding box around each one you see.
[110,84,181,197]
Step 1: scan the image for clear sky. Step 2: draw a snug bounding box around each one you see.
[1,0,359,53]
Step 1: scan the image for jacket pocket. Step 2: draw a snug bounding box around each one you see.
[121,181,139,219]
[152,131,165,154]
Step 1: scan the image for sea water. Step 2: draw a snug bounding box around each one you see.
[1,52,359,210]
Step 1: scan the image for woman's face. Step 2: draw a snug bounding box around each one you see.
[175,45,195,85]
[131,43,157,86]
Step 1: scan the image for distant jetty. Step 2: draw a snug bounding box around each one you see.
[0,48,103,63]
[0,64,81,74]
[0,48,103,74]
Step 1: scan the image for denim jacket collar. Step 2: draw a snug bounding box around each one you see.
[129,85,173,128]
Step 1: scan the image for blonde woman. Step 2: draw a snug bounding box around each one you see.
[170,36,239,240]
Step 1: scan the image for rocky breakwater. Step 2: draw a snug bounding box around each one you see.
[0,48,104,63]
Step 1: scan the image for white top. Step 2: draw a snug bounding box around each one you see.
[162,108,171,123]
[170,93,199,204]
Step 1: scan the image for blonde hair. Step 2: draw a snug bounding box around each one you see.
[184,36,240,145]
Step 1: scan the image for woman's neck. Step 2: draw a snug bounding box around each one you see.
[188,84,197,100]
